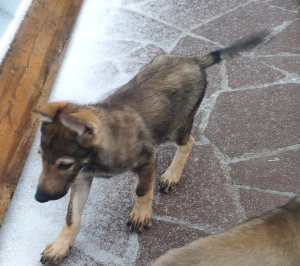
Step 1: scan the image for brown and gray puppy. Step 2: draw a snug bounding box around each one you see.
[35,33,266,265]
[152,196,300,266]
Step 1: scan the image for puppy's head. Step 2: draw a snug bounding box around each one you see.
[34,102,103,203]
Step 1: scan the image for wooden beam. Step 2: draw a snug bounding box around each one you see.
[0,0,84,227]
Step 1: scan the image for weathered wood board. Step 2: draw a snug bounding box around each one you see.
[0,0,84,227]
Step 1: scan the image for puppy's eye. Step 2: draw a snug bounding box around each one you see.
[58,163,73,170]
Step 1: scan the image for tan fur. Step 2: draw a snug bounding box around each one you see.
[38,161,71,197]
[41,221,79,265]
[40,177,93,265]
[159,135,195,192]
[35,101,67,122]
[152,197,300,266]
[128,185,154,232]
[35,33,266,265]
[61,110,104,146]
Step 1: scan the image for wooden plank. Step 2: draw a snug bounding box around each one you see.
[0,0,84,227]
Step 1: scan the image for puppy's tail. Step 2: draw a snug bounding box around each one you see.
[198,31,269,69]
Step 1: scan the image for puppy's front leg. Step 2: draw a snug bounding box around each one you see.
[41,176,93,266]
[127,158,156,233]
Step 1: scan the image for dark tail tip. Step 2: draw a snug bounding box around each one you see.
[198,30,270,69]
[220,30,270,59]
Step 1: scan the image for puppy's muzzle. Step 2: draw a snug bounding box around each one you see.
[35,189,50,203]
[35,189,67,203]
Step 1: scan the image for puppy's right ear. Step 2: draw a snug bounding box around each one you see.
[60,110,104,146]
[34,102,67,123]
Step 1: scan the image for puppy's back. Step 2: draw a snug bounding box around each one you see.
[152,197,300,266]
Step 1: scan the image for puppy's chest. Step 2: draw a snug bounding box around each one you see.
[81,159,129,178]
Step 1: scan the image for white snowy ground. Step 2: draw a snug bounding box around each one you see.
[0,0,32,64]
[0,0,139,265]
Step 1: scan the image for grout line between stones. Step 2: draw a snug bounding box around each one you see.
[216,79,300,93]
[185,32,223,48]
[194,139,210,146]
[234,184,298,197]
[195,60,228,142]
[269,18,299,39]
[209,143,247,222]
[268,4,299,14]
[122,6,186,32]
[228,143,300,164]
[123,3,178,28]
[257,53,300,57]
[166,32,195,53]
[123,233,139,266]
[102,36,169,53]
[260,61,300,82]
[197,93,220,141]
[77,239,125,266]
[152,214,224,234]
[220,60,229,91]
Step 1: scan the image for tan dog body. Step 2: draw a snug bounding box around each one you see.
[152,197,300,266]
[35,33,266,265]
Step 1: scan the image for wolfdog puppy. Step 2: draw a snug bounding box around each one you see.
[35,33,267,265]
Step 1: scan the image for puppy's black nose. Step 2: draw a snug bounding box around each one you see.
[35,190,50,203]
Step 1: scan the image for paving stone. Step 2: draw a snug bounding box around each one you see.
[171,35,220,56]
[79,175,136,256]
[136,220,207,265]
[132,0,249,30]
[230,149,300,193]
[205,84,300,158]
[238,188,291,219]
[257,20,300,55]
[129,44,165,63]
[92,40,141,58]
[259,55,300,76]
[226,56,285,88]
[118,60,145,75]
[107,9,181,47]
[192,2,298,46]
[87,61,121,91]
[154,144,240,230]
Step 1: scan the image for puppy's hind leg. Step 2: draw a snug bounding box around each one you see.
[40,176,93,266]
[159,100,199,194]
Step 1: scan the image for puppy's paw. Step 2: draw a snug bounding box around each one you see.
[126,204,153,233]
[159,170,179,193]
[40,239,71,265]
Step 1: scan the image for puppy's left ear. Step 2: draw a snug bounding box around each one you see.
[60,110,104,146]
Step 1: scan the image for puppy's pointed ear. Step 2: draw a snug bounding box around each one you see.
[34,102,67,123]
[60,110,103,145]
